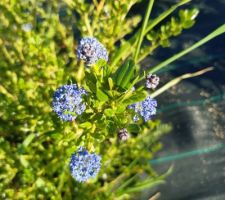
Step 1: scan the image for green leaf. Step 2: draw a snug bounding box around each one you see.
[108,77,114,90]
[112,64,123,84]
[22,133,35,147]
[94,133,106,142]
[179,8,199,22]
[127,124,140,133]
[120,60,135,88]
[123,179,165,194]
[122,91,147,105]
[105,120,117,134]
[85,71,97,93]
[160,39,170,47]
[79,122,92,129]
[113,59,136,89]
[146,31,158,41]
[115,174,138,194]
[92,59,109,78]
[126,75,140,90]
[179,8,199,29]
[121,167,173,195]
[111,41,131,67]
[35,178,45,188]
[96,88,109,101]
[94,59,107,68]
[19,155,29,168]
[42,130,62,140]
[104,109,114,117]
[115,59,130,86]
[115,105,126,114]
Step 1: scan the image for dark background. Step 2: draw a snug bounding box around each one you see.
[141,0,225,199]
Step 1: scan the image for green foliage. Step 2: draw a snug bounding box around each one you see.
[139,8,199,61]
[146,8,199,47]
[112,59,136,89]
[64,0,142,51]
[1,0,224,199]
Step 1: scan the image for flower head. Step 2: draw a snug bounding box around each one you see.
[77,37,108,65]
[146,74,160,89]
[52,84,87,121]
[129,96,157,122]
[69,147,101,182]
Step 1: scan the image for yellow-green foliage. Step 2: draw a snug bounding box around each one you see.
[0,1,198,199]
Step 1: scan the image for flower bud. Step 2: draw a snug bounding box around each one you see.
[146,74,160,89]
[118,128,129,141]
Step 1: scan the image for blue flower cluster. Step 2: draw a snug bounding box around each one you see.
[52,84,87,121]
[70,147,101,182]
[77,37,108,65]
[129,96,157,122]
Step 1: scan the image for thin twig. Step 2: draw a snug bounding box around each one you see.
[148,192,161,200]
[84,14,93,36]
[151,67,214,98]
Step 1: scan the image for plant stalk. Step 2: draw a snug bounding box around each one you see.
[142,24,225,79]
[134,0,155,63]
[151,67,214,98]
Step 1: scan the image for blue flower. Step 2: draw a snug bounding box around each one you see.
[69,147,101,182]
[52,84,87,121]
[128,96,157,122]
[77,37,108,65]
